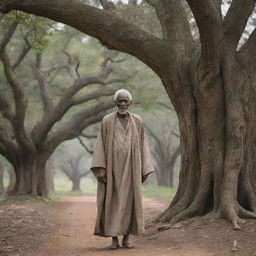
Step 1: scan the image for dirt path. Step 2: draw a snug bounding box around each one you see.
[1,195,256,256]
[35,196,214,256]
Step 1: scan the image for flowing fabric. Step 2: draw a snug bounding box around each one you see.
[91,111,154,237]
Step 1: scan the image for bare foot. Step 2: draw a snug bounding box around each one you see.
[122,234,134,249]
[105,237,120,250]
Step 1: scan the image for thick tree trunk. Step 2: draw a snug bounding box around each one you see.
[157,57,256,229]
[71,177,81,192]
[158,166,173,187]
[6,151,50,196]
[36,159,48,196]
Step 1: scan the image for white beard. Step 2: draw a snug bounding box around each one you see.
[117,109,128,115]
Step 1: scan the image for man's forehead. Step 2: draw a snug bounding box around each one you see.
[117,92,130,99]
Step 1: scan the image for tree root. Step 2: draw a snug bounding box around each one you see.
[156,201,189,223]
[222,203,256,230]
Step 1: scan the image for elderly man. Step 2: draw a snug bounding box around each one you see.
[90,89,154,249]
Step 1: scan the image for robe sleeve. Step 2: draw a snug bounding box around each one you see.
[90,123,106,178]
[141,124,154,177]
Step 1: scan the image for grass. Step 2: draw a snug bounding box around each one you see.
[3,172,176,202]
[142,185,176,200]
[51,175,176,201]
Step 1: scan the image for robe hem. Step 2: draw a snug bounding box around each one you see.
[94,231,143,237]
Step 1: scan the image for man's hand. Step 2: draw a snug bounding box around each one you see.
[97,168,107,183]
[98,174,107,183]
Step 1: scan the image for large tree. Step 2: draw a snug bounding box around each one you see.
[58,152,90,192]
[0,18,128,196]
[1,0,256,228]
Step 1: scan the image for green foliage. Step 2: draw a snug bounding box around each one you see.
[1,11,52,54]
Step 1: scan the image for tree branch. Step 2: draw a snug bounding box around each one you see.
[60,165,73,180]
[0,0,174,76]
[46,101,114,151]
[80,132,97,139]
[77,136,94,154]
[0,50,30,148]
[147,0,194,60]
[12,36,32,70]
[186,0,223,70]
[99,0,116,11]
[71,88,117,106]
[31,66,113,146]
[0,94,15,122]
[0,126,17,153]
[31,53,54,114]
[172,131,180,138]
[0,20,17,54]
[223,0,256,52]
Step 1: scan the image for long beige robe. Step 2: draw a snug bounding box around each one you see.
[90,111,154,237]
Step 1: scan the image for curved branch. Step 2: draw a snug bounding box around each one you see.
[71,88,117,106]
[0,51,30,148]
[149,0,194,59]
[12,38,32,70]
[77,136,94,154]
[46,101,114,151]
[0,0,174,75]
[80,132,97,139]
[0,127,16,151]
[186,0,222,70]
[31,66,113,146]
[223,0,256,52]
[0,20,17,54]
[0,94,14,122]
[31,53,54,114]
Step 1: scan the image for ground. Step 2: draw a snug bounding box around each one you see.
[0,195,256,256]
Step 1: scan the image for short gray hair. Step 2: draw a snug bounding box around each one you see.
[114,89,132,102]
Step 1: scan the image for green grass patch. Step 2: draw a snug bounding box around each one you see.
[142,185,176,200]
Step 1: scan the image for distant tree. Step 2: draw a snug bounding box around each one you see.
[59,152,90,192]
[45,157,55,192]
[146,123,180,187]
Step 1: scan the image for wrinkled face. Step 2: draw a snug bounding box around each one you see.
[116,92,131,115]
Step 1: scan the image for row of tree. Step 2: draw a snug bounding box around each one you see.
[0,11,180,196]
